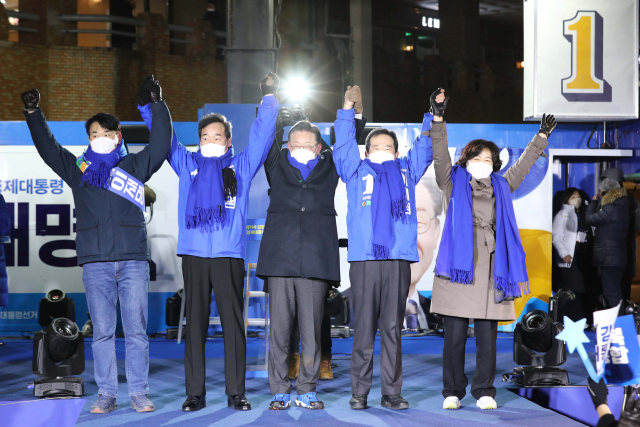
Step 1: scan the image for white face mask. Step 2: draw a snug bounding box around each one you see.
[568,198,581,209]
[90,136,118,154]
[290,148,316,165]
[467,161,493,180]
[368,151,395,164]
[200,142,227,158]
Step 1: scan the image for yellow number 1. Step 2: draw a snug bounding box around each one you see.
[562,11,605,97]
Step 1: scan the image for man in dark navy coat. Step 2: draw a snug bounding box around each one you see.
[258,86,366,410]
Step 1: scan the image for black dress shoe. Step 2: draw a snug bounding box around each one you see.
[228,394,251,411]
[381,394,409,410]
[182,395,206,412]
[349,394,367,410]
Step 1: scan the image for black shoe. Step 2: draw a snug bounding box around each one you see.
[381,394,409,410]
[349,394,367,410]
[182,395,206,412]
[228,394,251,411]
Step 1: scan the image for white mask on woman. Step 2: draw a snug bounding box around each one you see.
[90,136,118,154]
[368,151,395,164]
[200,143,227,158]
[466,162,493,180]
[291,148,316,165]
[568,198,582,209]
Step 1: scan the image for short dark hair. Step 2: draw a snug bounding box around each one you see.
[288,120,323,146]
[85,113,121,136]
[198,113,232,139]
[365,128,398,153]
[562,187,580,205]
[455,139,502,172]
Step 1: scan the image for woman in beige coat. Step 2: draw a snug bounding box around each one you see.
[427,88,556,410]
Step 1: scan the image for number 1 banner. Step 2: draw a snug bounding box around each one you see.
[524,0,639,121]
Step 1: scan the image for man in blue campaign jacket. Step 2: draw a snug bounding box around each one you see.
[333,100,433,410]
[138,73,279,412]
[22,76,172,414]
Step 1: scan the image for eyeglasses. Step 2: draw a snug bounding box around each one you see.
[289,143,317,150]
[417,216,436,234]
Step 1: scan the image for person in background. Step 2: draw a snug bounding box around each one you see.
[586,177,630,315]
[287,88,369,383]
[333,86,433,411]
[0,194,9,311]
[552,187,595,322]
[110,0,136,50]
[138,73,279,412]
[21,76,172,414]
[598,168,640,304]
[429,87,555,411]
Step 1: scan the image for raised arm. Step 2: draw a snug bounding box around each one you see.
[333,86,363,183]
[130,76,173,182]
[138,102,188,176]
[236,73,280,179]
[428,88,452,194]
[406,113,434,184]
[503,114,555,192]
[21,89,81,186]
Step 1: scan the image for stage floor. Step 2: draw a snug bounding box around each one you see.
[0,333,593,426]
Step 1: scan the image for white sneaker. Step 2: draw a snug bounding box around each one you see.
[443,396,460,409]
[476,396,497,410]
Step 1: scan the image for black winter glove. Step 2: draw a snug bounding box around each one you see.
[260,72,279,97]
[429,87,449,118]
[139,75,162,106]
[21,88,40,110]
[588,377,609,408]
[538,113,557,138]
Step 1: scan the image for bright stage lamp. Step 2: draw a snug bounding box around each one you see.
[38,289,76,327]
[284,77,310,102]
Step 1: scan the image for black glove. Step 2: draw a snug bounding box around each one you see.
[260,72,279,97]
[429,88,449,118]
[21,88,40,110]
[588,377,609,408]
[538,113,557,138]
[139,75,162,105]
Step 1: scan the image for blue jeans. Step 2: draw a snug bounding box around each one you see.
[83,260,150,397]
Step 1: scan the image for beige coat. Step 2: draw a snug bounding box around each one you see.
[429,121,548,321]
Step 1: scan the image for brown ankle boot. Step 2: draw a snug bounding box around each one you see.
[288,353,300,380]
[319,355,333,380]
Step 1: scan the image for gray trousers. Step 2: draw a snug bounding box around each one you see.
[268,277,327,394]
[350,260,411,396]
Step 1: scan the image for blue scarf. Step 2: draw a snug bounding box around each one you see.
[435,165,529,301]
[79,142,127,188]
[287,150,319,181]
[185,150,233,233]
[363,158,408,260]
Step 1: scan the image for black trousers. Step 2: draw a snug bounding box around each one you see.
[182,256,246,396]
[350,260,411,396]
[442,316,498,400]
[599,266,625,315]
[290,307,332,356]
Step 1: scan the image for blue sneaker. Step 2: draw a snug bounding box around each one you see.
[269,394,291,410]
[130,394,155,412]
[90,395,117,414]
[295,392,324,409]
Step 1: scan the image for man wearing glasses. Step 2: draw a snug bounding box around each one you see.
[257,86,367,410]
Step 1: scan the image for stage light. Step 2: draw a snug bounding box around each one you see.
[38,289,75,328]
[32,318,85,397]
[504,310,569,387]
[284,77,309,102]
[326,288,350,338]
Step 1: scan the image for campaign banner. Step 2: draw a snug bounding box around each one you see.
[603,314,640,386]
[594,303,621,378]
[523,0,639,121]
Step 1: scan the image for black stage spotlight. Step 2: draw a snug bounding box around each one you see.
[326,287,351,338]
[507,310,569,387]
[32,318,85,397]
[38,289,75,328]
[166,289,184,339]
[549,288,580,323]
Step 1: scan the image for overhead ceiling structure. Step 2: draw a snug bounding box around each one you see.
[387,0,524,24]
